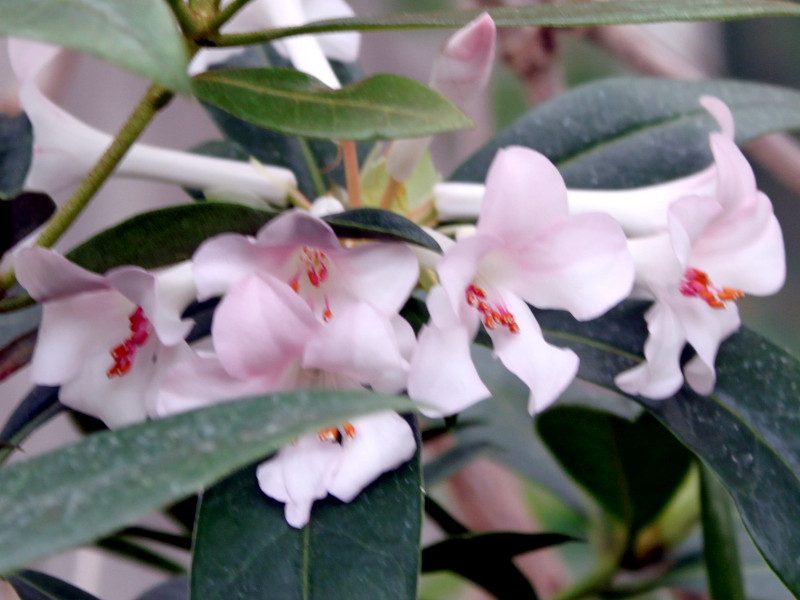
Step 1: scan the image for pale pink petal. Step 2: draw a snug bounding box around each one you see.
[489,293,579,414]
[327,412,416,503]
[700,95,735,141]
[437,233,501,319]
[431,13,496,109]
[614,293,688,400]
[155,349,278,417]
[334,243,419,315]
[509,212,633,320]
[256,210,342,252]
[627,234,685,290]
[16,247,108,300]
[30,289,132,386]
[212,274,319,378]
[193,234,284,300]
[257,437,343,528]
[478,146,569,241]
[302,303,408,390]
[667,196,723,267]
[106,262,194,346]
[7,39,62,83]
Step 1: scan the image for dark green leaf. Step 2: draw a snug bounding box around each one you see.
[0,192,55,254]
[527,301,800,596]
[0,0,189,92]
[0,389,414,574]
[135,577,188,600]
[0,386,62,464]
[0,112,32,197]
[6,569,101,600]
[66,203,277,273]
[191,430,422,600]
[96,537,185,575]
[238,2,800,43]
[324,208,441,250]
[537,406,693,538]
[117,526,192,550]
[423,440,493,486]
[192,69,472,140]
[452,78,800,188]
[422,531,575,599]
[700,464,746,600]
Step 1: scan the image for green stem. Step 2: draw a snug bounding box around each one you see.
[0,84,174,292]
[297,138,326,198]
[208,0,253,34]
[165,0,199,37]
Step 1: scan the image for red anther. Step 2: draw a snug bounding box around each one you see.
[289,276,300,293]
[307,267,320,287]
[130,329,150,346]
[107,357,132,378]
[111,343,131,361]
[343,422,356,438]
[318,261,328,283]
[680,268,743,309]
[318,426,340,443]
[466,284,520,335]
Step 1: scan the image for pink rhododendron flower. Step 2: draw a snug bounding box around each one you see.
[615,98,785,399]
[16,248,195,427]
[386,13,496,182]
[408,146,634,416]
[156,210,419,527]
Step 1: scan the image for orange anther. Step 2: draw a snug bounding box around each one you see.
[343,422,356,438]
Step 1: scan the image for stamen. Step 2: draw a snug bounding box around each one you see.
[107,307,151,378]
[317,421,356,444]
[465,284,520,334]
[680,268,743,309]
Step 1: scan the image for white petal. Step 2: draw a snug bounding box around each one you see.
[327,412,416,503]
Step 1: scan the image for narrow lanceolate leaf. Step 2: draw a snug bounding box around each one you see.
[453,78,800,188]
[66,203,277,273]
[526,301,800,597]
[324,208,441,251]
[0,0,189,93]
[0,389,414,574]
[191,439,422,600]
[422,532,575,599]
[221,1,800,44]
[700,464,747,600]
[192,69,472,140]
[0,386,61,464]
[7,569,101,600]
[0,112,32,197]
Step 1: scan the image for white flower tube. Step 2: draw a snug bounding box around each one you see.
[10,39,296,205]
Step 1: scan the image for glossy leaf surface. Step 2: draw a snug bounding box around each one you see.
[0,389,414,574]
[0,0,189,92]
[192,69,471,140]
[452,78,800,188]
[191,440,422,600]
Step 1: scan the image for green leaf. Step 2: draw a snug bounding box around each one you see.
[422,531,575,599]
[136,577,188,600]
[527,301,800,597]
[537,407,694,538]
[0,389,414,574]
[0,0,189,93]
[452,77,800,188]
[0,386,62,464]
[324,208,441,250]
[224,1,800,44]
[7,569,101,600]
[191,437,422,600]
[192,69,472,140]
[0,112,32,197]
[700,464,746,600]
[96,536,185,575]
[66,203,277,273]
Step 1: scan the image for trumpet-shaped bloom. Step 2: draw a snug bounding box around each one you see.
[9,39,296,203]
[16,248,195,427]
[386,13,496,182]
[615,99,785,399]
[157,210,419,526]
[190,0,359,88]
[409,146,634,416]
